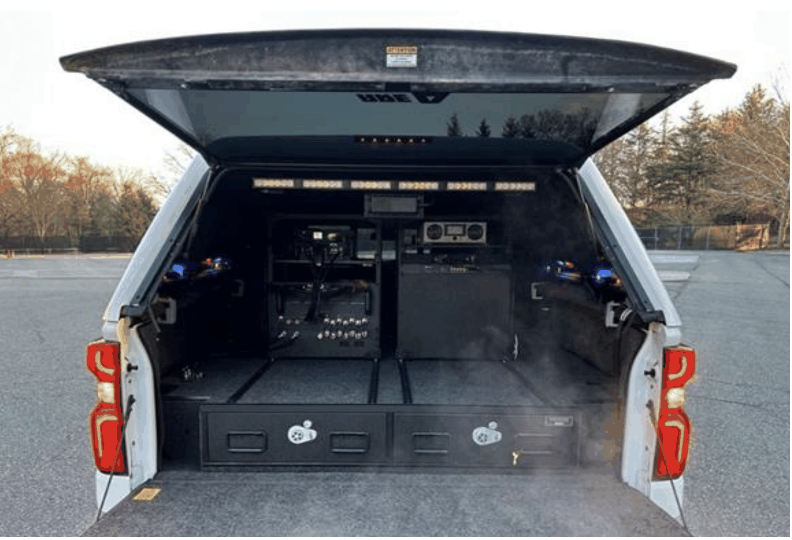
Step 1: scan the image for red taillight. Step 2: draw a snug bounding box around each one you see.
[86,341,125,474]
[655,346,696,478]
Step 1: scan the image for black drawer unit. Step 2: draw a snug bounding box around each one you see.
[201,405,389,466]
[393,410,579,468]
[201,405,579,469]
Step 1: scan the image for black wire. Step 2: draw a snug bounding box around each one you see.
[95,395,136,522]
[305,249,340,322]
[613,308,637,373]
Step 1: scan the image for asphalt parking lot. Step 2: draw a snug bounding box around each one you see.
[0,251,788,536]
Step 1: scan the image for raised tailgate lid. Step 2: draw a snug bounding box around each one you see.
[60,29,735,167]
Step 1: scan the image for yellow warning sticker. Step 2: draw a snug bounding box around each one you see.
[386,46,418,54]
[386,46,418,68]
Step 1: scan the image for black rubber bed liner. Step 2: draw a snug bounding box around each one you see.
[84,470,689,536]
[161,348,616,407]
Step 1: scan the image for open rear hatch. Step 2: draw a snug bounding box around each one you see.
[60,29,735,167]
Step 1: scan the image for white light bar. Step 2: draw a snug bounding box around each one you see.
[350,181,392,190]
[447,182,488,191]
[303,180,344,189]
[253,178,296,189]
[494,182,536,191]
[398,181,440,191]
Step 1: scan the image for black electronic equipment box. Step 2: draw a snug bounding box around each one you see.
[267,219,382,359]
[268,281,380,358]
[396,220,513,360]
[396,264,513,360]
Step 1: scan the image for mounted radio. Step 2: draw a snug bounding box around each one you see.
[422,221,487,245]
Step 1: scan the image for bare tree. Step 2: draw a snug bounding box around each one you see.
[0,126,23,237]
[152,143,197,204]
[0,125,18,156]
[62,155,113,242]
[713,85,790,247]
[771,63,789,107]
[4,137,66,247]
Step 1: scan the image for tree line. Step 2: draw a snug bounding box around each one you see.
[594,84,789,247]
[2,82,788,251]
[0,126,172,250]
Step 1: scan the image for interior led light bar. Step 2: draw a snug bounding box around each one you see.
[447,182,488,191]
[253,178,296,189]
[350,181,392,190]
[252,178,537,192]
[302,180,344,189]
[398,181,440,191]
[494,182,536,191]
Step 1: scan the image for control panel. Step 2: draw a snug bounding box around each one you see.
[422,221,487,245]
[268,281,379,358]
[267,219,381,359]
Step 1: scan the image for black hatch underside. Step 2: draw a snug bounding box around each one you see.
[61,29,735,167]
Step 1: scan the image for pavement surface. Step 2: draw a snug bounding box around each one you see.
[0,256,128,536]
[651,251,790,537]
[0,250,788,536]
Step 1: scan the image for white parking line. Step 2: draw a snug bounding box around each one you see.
[649,254,700,264]
[657,271,691,282]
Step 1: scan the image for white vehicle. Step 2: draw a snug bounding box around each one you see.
[63,30,733,535]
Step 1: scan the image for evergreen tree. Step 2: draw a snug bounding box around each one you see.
[593,138,628,203]
[475,119,491,138]
[621,123,659,212]
[501,116,520,138]
[113,180,158,249]
[648,101,719,223]
[656,110,673,159]
[446,113,463,137]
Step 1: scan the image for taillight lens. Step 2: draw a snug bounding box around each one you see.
[86,341,125,474]
[655,346,696,478]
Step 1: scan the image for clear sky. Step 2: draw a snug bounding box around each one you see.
[1,0,789,177]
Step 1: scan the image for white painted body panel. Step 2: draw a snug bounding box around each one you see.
[95,472,130,513]
[579,158,686,521]
[578,159,682,328]
[96,157,209,514]
[103,157,210,323]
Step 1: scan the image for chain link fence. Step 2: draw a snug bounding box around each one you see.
[636,223,773,250]
[1,226,781,255]
[0,235,140,254]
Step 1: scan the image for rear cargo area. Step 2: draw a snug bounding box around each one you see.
[141,167,645,475]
